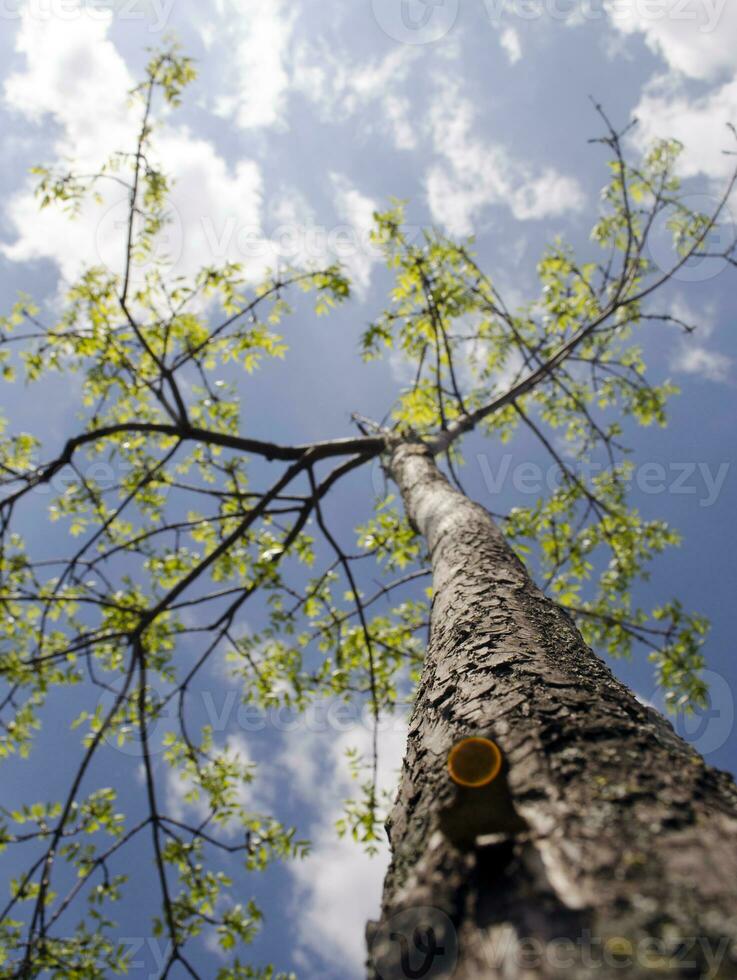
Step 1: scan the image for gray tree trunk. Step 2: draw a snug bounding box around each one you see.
[367,441,737,980]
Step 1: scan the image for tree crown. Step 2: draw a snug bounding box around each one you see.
[1,46,735,978]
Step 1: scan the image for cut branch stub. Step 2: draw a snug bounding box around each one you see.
[448,736,502,788]
[440,737,527,849]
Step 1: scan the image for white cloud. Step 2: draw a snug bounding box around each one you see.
[350,47,417,103]
[291,823,388,975]
[1,4,391,297]
[294,45,419,152]
[3,128,268,287]
[330,174,382,294]
[2,3,138,281]
[383,94,418,151]
[226,174,384,293]
[628,74,737,179]
[1,1,272,288]
[671,344,732,382]
[3,3,133,167]
[670,296,717,336]
[270,187,317,229]
[604,0,734,81]
[203,0,296,130]
[280,714,407,977]
[425,86,585,235]
[160,133,266,273]
[295,45,415,113]
[264,187,327,270]
[667,297,731,382]
[604,0,737,178]
[500,26,522,64]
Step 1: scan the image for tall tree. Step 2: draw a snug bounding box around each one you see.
[1,49,736,979]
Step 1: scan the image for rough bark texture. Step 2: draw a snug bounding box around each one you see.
[367,442,737,980]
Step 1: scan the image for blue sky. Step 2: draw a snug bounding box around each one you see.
[0,1,736,977]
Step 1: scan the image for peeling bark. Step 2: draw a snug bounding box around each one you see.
[367,441,737,980]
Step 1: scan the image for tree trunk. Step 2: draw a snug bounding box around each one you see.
[367,441,737,980]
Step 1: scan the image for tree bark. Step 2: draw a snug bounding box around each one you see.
[367,441,737,980]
